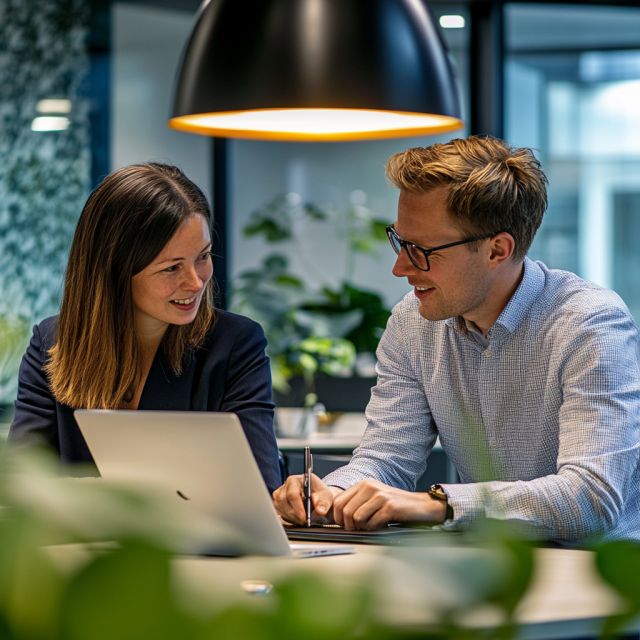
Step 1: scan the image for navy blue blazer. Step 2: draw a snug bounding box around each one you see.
[9,311,282,494]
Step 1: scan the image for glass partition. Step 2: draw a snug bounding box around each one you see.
[505,3,640,320]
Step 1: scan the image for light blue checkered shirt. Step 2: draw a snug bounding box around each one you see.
[324,258,640,543]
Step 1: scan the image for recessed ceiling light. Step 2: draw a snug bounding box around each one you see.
[36,99,72,114]
[439,15,466,29]
[31,116,70,132]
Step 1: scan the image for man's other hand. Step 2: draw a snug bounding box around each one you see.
[332,479,447,530]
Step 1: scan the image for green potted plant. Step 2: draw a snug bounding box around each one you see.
[231,193,391,420]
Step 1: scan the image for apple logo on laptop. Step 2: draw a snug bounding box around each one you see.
[176,490,190,501]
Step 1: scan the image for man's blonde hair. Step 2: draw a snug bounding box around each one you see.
[386,136,548,260]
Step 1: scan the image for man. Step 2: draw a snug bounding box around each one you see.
[273,136,640,543]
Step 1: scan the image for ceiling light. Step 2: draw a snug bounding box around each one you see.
[439,15,465,29]
[36,98,72,114]
[31,116,70,132]
[170,0,463,141]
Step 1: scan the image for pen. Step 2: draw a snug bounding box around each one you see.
[303,445,313,527]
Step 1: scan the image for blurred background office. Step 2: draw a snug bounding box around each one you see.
[1,0,640,421]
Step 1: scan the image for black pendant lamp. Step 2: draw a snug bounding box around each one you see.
[170,0,463,142]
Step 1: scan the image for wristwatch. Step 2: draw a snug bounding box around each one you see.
[427,484,454,521]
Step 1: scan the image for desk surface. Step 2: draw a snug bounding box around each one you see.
[182,546,631,638]
[176,545,635,639]
[47,543,636,639]
[276,411,365,452]
[276,411,442,453]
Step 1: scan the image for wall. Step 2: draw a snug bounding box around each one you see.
[230,135,462,310]
[111,3,211,197]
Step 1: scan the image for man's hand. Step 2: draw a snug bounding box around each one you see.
[332,479,447,530]
[272,473,342,525]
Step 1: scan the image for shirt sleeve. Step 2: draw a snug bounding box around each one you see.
[8,322,60,451]
[219,319,282,494]
[441,303,640,542]
[323,300,439,490]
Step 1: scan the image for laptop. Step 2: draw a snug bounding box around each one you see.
[74,410,353,558]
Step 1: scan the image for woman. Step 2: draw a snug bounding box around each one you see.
[9,163,282,493]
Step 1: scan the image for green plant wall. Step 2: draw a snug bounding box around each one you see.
[0,0,91,404]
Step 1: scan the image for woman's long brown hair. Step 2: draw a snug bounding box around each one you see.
[45,163,215,409]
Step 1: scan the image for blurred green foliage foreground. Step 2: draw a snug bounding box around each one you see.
[0,448,638,640]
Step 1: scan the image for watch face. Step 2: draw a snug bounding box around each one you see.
[429,485,453,521]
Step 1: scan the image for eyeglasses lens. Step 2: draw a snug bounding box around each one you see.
[408,246,428,270]
[388,231,401,255]
[387,227,429,271]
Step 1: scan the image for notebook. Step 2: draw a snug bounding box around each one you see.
[74,409,354,558]
[285,523,448,545]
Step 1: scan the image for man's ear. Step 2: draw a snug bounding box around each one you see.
[488,232,516,266]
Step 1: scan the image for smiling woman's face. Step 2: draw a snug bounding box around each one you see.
[131,214,213,337]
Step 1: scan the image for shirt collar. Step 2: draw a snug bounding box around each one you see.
[446,257,545,336]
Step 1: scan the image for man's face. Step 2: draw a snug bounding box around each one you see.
[392,187,493,324]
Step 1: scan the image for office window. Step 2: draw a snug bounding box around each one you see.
[505,3,640,320]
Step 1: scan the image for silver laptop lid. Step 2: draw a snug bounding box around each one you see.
[74,410,291,556]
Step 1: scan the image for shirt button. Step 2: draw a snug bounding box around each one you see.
[489,438,497,447]
[484,350,492,358]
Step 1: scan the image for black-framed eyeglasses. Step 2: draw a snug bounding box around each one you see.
[385,225,497,272]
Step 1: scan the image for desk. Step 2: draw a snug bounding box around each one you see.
[276,411,457,485]
[46,543,638,639]
[276,411,368,454]
[173,545,637,639]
